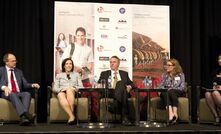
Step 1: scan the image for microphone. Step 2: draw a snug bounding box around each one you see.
[67,74,71,80]
[213,82,218,86]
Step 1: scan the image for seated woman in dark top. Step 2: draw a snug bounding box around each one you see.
[205,55,221,125]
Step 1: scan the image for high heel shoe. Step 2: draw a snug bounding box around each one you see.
[169,116,177,125]
[214,117,220,126]
[67,119,77,125]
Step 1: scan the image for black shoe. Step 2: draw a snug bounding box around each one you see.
[122,116,132,126]
[26,113,36,123]
[108,102,122,114]
[108,103,116,114]
[169,116,177,125]
[214,117,220,126]
[67,119,77,125]
[19,115,31,126]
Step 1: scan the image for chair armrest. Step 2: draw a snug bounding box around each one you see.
[187,85,192,122]
[34,87,38,124]
[196,85,211,123]
[47,86,52,118]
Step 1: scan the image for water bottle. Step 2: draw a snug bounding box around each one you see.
[108,76,112,89]
[148,76,152,88]
[93,75,98,88]
[143,76,149,88]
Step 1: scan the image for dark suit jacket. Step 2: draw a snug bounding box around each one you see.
[0,66,32,95]
[98,70,134,88]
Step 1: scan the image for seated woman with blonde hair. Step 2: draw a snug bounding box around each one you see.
[53,58,83,125]
[159,58,185,125]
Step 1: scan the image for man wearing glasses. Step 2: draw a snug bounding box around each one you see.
[0,52,40,126]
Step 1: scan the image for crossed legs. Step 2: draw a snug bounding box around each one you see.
[57,89,75,122]
[205,91,221,123]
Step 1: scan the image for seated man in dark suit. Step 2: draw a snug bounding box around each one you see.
[0,52,40,126]
[98,55,134,125]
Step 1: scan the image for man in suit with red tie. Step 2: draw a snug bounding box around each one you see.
[0,53,40,126]
[98,56,134,125]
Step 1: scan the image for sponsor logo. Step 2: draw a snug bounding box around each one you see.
[118,20,127,24]
[119,46,126,52]
[115,26,129,30]
[99,25,109,30]
[97,45,104,52]
[117,35,128,39]
[99,56,109,61]
[97,6,104,13]
[97,6,112,13]
[99,17,110,22]
[101,34,108,38]
[120,58,127,61]
[119,8,126,14]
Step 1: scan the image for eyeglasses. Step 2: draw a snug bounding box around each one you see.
[166,64,174,66]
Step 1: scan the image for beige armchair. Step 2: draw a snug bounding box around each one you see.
[47,84,88,123]
[0,89,37,124]
[150,83,191,123]
[99,96,137,122]
[197,86,221,124]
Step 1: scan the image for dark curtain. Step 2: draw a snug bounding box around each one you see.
[0,0,221,123]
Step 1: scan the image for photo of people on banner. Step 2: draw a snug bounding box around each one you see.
[55,27,94,84]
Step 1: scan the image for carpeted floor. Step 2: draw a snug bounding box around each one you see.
[0,123,221,133]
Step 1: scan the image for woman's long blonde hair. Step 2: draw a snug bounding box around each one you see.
[167,58,183,77]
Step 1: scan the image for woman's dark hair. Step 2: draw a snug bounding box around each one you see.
[56,33,66,47]
[61,58,74,72]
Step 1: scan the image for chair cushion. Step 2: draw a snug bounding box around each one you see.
[49,98,88,122]
[150,97,190,122]
[0,98,35,122]
[198,98,221,123]
[99,98,136,122]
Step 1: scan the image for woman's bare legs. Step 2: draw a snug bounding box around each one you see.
[168,105,174,120]
[211,91,221,123]
[57,89,75,122]
[172,106,178,120]
[205,92,219,121]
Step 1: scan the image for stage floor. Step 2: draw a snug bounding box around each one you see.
[0,123,221,133]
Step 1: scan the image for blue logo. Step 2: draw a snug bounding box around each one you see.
[119,8,126,14]
[119,46,126,52]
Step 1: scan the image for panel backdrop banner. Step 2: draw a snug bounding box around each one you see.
[54,2,170,88]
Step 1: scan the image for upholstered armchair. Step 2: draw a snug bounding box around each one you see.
[99,97,137,122]
[197,86,221,124]
[0,88,38,124]
[150,83,191,123]
[47,84,88,123]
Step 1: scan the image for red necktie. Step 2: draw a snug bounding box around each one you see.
[10,69,17,93]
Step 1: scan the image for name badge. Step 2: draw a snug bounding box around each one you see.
[174,77,180,81]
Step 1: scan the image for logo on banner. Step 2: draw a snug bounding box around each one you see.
[99,56,109,61]
[97,45,104,52]
[101,34,108,38]
[120,58,127,61]
[119,8,126,14]
[97,6,104,13]
[99,25,109,30]
[99,17,110,22]
[119,46,126,52]
[117,35,128,39]
[115,26,128,30]
[118,20,127,24]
